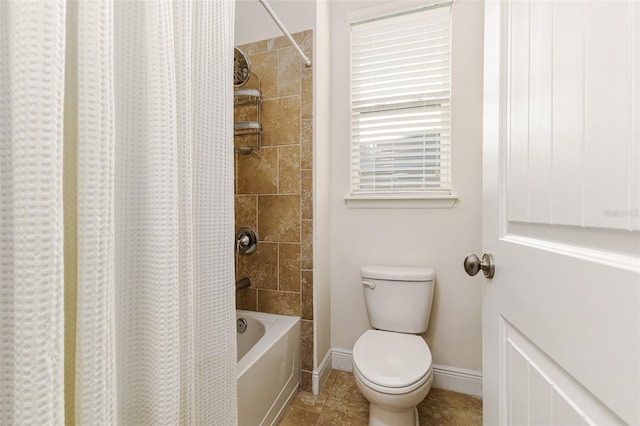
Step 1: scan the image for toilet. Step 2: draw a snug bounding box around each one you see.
[352,266,435,426]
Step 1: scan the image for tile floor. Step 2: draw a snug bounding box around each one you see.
[279,370,482,426]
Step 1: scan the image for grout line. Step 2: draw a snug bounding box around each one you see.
[257,289,301,295]
[262,93,301,102]
[298,107,304,323]
[276,243,280,291]
[276,146,280,194]
[236,192,300,196]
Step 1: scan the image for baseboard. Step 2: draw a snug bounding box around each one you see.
[312,348,333,395]
[330,347,353,372]
[432,364,482,397]
[329,347,482,398]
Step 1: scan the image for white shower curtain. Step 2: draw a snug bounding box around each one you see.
[0,3,67,424]
[0,1,237,424]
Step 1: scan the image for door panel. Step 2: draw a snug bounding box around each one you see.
[483,0,640,424]
[503,317,622,425]
[505,0,639,232]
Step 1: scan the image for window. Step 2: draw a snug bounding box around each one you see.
[349,3,452,197]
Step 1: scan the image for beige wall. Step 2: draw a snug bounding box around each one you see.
[234,30,316,391]
[328,0,484,372]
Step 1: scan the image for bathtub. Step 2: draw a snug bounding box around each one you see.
[237,310,300,426]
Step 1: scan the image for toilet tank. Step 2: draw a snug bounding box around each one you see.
[361,266,435,334]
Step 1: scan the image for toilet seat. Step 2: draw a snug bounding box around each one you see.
[353,330,432,395]
[353,361,432,395]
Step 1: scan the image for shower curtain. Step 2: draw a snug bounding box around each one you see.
[0,1,237,424]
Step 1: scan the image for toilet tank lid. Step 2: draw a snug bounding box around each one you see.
[361,266,435,281]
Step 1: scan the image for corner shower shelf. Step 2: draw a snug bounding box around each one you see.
[234,121,262,132]
[234,88,262,157]
[234,88,262,105]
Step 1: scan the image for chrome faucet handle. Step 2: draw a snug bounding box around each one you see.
[236,226,258,254]
[238,234,250,247]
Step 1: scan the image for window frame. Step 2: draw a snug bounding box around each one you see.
[345,2,458,209]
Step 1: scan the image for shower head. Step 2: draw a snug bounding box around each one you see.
[234,47,251,88]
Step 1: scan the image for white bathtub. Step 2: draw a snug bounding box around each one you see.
[236,310,300,426]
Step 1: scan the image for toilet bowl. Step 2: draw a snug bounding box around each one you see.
[353,266,436,426]
[353,330,433,426]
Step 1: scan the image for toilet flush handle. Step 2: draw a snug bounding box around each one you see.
[361,280,375,289]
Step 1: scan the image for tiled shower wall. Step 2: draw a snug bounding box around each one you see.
[234,30,314,391]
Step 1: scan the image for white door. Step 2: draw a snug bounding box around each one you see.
[481,1,640,424]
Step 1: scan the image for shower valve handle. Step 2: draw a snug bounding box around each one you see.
[236,226,258,255]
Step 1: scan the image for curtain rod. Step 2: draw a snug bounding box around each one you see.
[258,0,312,67]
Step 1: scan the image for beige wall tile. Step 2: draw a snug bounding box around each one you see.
[262,96,301,146]
[301,119,313,170]
[234,103,258,123]
[299,30,313,69]
[278,47,301,97]
[301,170,312,219]
[233,133,261,154]
[235,34,315,371]
[247,50,278,99]
[258,290,301,316]
[236,40,267,56]
[258,195,301,242]
[235,195,257,230]
[237,147,277,194]
[279,145,301,194]
[301,220,313,269]
[301,270,313,320]
[301,68,313,119]
[267,30,310,51]
[301,320,314,371]
[279,243,301,292]
[301,371,313,392]
[267,35,288,51]
[234,155,238,194]
[236,288,257,311]
[237,242,278,290]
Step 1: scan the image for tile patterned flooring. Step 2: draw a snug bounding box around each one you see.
[279,370,482,426]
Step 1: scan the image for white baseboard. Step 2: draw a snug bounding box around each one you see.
[329,347,482,398]
[432,364,482,397]
[330,347,353,372]
[312,348,333,395]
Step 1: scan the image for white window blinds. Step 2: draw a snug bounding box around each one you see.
[350,3,452,195]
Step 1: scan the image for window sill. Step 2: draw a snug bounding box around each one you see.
[344,194,458,209]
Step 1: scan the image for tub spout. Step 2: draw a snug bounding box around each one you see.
[236,277,251,290]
